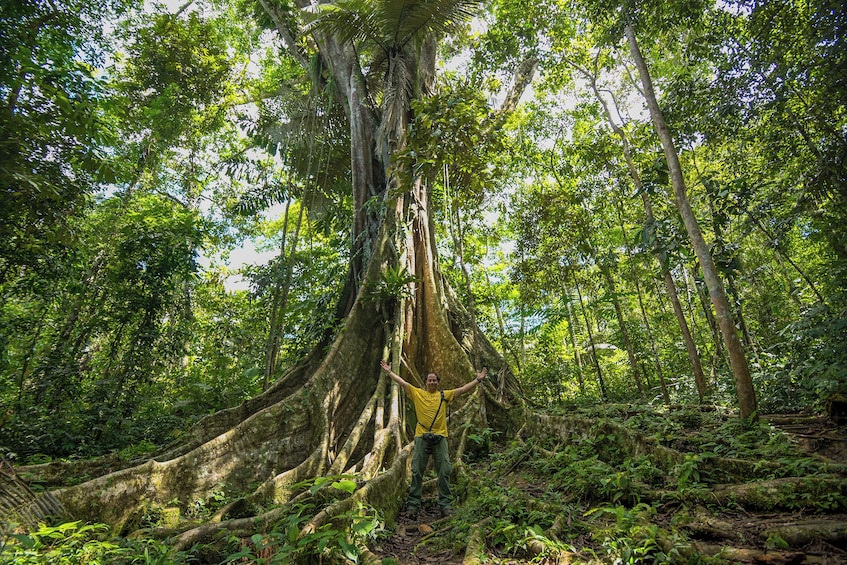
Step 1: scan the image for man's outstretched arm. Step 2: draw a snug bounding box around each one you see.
[380,360,411,393]
[454,367,487,397]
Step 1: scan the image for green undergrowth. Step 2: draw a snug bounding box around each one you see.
[2,405,844,564]
[418,405,846,564]
[0,521,193,565]
[1,476,388,565]
[557,403,836,477]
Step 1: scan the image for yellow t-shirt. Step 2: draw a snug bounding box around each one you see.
[407,387,456,437]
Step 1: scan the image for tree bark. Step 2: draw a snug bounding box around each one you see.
[565,298,585,395]
[599,259,644,395]
[263,197,292,389]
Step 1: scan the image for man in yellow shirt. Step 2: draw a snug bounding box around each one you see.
[380,360,487,518]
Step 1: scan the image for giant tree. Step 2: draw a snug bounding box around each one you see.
[22,0,529,549]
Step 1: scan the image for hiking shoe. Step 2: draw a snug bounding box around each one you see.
[439,507,452,518]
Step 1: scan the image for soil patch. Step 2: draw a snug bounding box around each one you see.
[373,505,464,564]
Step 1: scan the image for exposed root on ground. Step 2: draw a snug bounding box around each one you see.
[530,413,847,487]
[303,446,411,537]
[461,517,489,565]
[356,409,845,565]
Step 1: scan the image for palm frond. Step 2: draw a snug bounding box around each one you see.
[301,0,388,53]
[302,0,481,156]
[389,0,481,48]
[376,51,414,156]
[303,0,481,53]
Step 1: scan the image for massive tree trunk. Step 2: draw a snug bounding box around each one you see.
[18,0,528,552]
[625,24,758,419]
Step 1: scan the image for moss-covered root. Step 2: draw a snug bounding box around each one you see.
[167,447,411,553]
[690,543,805,563]
[682,509,847,547]
[761,519,847,547]
[526,540,578,564]
[522,512,582,564]
[357,547,386,564]
[531,413,789,483]
[300,446,411,537]
[461,517,490,565]
[657,516,846,563]
[668,476,847,512]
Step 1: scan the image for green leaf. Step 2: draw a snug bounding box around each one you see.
[11,533,37,549]
[223,547,253,562]
[338,539,359,561]
[352,517,377,536]
[332,479,357,494]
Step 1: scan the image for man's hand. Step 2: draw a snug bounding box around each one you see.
[382,360,410,391]
[456,367,487,397]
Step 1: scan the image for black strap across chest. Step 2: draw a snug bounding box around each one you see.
[427,391,446,432]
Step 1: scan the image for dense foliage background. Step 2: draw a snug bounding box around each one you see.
[1,0,845,465]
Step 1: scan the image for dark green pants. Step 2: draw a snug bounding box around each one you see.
[408,435,452,510]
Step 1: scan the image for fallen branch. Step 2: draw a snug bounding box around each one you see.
[665,477,847,512]
[0,457,66,527]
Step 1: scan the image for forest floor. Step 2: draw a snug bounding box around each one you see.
[372,412,847,565]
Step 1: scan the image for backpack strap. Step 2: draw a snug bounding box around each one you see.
[427,391,446,433]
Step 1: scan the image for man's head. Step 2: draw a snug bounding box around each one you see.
[425,372,440,393]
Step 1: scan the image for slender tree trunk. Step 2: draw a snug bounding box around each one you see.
[632,266,662,395]
[650,277,674,403]
[481,247,513,370]
[699,178,756,355]
[665,265,708,400]
[626,24,757,418]
[446,166,481,368]
[578,194,643,395]
[565,298,586,395]
[584,70,706,400]
[518,250,527,374]
[264,107,327,388]
[264,198,292,390]
[690,268,721,349]
[612,198,665,396]
[571,272,606,400]
[599,262,644,395]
